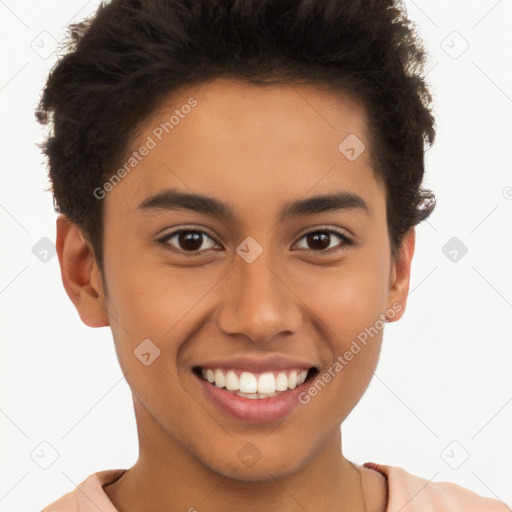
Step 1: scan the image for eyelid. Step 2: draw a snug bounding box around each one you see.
[157,224,218,241]
[295,224,352,241]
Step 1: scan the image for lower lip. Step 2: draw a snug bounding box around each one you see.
[194,371,313,424]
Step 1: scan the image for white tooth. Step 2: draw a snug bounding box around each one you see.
[258,392,278,398]
[275,372,289,391]
[225,370,239,391]
[214,369,226,388]
[236,391,259,399]
[258,372,276,394]
[288,370,298,389]
[239,371,258,393]
[298,369,308,385]
[206,369,215,383]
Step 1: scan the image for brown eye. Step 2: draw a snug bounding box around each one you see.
[177,231,203,251]
[160,229,219,253]
[306,232,330,250]
[295,229,352,252]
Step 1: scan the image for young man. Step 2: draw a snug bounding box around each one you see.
[37,0,509,510]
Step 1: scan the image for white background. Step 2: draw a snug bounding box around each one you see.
[1,1,511,510]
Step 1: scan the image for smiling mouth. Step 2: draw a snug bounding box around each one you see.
[192,366,319,399]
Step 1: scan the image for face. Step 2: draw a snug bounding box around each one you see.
[64,78,413,480]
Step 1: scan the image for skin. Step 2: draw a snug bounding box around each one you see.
[57,77,415,512]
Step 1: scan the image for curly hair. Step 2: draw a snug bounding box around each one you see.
[36,0,436,270]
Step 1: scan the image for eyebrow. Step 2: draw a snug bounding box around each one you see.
[138,187,370,221]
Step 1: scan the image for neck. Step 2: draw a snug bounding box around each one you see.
[104,396,380,512]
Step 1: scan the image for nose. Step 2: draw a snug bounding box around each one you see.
[215,247,303,345]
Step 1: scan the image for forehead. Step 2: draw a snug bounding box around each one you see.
[104,77,384,219]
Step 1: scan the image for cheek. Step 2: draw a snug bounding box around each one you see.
[299,265,387,421]
[101,252,197,422]
[289,253,390,404]
[292,254,390,339]
[114,264,222,331]
[102,246,231,377]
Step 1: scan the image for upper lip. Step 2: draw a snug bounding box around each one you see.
[194,354,318,373]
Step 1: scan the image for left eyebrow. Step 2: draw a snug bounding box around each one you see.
[138,187,371,220]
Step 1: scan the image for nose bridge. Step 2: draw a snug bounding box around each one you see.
[216,240,302,343]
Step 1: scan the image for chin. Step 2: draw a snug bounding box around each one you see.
[199,442,313,482]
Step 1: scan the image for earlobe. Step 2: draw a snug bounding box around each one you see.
[56,214,109,328]
[386,228,415,322]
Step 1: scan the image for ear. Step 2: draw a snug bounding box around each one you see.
[386,228,415,322]
[56,214,109,328]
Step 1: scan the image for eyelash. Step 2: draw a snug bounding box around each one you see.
[157,227,353,255]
